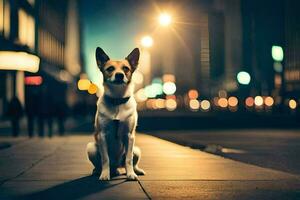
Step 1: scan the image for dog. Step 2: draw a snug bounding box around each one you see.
[86,47,145,181]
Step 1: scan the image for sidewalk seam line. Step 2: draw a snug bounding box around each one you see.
[138,180,152,200]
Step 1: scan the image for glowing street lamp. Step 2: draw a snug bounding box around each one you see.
[158,13,172,26]
[141,36,153,48]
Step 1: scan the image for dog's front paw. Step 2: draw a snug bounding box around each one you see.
[99,171,110,181]
[134,167,146,175]
[127,172,138,181]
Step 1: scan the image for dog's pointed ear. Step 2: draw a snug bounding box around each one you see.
[96,47,110,69]
[126,48,140,71]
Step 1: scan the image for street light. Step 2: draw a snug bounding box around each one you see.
[141,35,153,48]
[158,13,172,26]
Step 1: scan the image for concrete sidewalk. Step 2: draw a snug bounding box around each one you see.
[0,134,299,199]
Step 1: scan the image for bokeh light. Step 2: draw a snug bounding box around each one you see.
[289,99,297,109]
[264,96,274,107]
[254,96,264,106]
[200,100,211,111]
[132,70,144,85]
[141,35,153,48]
[162,74,175,83]
[165,99,177,111]
[218,98,228,108]
[88,83,98,94]
[245,97,254,107]
[78,79,91,90]
[228,96,238,107]
[272,45,284,62]
[189,99,200,110]
[155,99,165,109]
[135,88,148,102]
[163,82,176,95]
[188,89,199,99]
[237,71,251,85]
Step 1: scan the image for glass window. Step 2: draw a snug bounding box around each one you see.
[18,9,35,50]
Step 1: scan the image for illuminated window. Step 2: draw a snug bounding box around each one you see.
[0,0,3,33]
[18,9,35,50]
[4,0,10,38]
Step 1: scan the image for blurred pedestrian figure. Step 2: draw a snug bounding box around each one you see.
[7,96,23,137]
[25,90,39,137]
[56,102,67,136]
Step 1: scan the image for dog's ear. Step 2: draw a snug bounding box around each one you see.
[126,48,140,71]
[96,47,110,69]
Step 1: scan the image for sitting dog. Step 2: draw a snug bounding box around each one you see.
[86,47,145,181]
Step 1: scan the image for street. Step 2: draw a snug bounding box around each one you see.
[0,131,300,199]
[149,129,300,175]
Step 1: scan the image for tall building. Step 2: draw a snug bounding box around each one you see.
[284,0,300,98]
[0,0,82,118]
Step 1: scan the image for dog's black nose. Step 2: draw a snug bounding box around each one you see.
[115,73,124,81]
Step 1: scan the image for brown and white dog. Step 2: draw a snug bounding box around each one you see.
[86,47,145,181]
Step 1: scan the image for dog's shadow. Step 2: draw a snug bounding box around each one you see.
[16,175,127,200]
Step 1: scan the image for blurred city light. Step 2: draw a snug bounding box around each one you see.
[0,51,40,73]
[237,71,251,85]
[218,90,227,98]
[189,99,200,110]
[245,97,254,107]
[254,96,264,106]
[165,98,177,111]
[200,100,211,111]
[77,79,91,90]
[88,83,98,94]
[158,13,172,26]
[228,96,238,107]
[288,99,297,109]
[132,70,144,85]
[273,62,283,73]
[163,82,176,95]
[272,45,284,62]
[218,98,228,108]
[145,85,157,98]
[155,99,165,109]
[188,89,199,99]
[25,76,43,85]
[162,74,175,83]
[135,88,148,102]
[264,96,274,107]
[141,35,153,48]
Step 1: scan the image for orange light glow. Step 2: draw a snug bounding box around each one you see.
[245,97,254,107]
[218,98,228,108]
[188,89,199,99]
[189,99,200,110]
[88,83,98,94]
[166,99,177,111]
[264,96,274,107]
[155,99,165,109]
[228,96,238,107]
[162,74,175,83]
[78,79,90,90]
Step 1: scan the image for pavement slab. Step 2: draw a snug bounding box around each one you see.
[0,133,299,199]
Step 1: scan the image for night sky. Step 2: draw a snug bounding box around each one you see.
[79,0,154,84]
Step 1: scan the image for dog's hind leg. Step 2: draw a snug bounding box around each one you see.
[133,146,146,175]
[86,142,102,176]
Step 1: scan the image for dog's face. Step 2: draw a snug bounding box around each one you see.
[96,47,140,85]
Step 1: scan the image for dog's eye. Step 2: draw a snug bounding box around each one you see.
[106,66,115,73]
[122,66,130,73]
